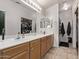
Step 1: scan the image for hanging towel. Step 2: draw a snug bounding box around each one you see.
[67,22,71,36]
[61,23,65,37]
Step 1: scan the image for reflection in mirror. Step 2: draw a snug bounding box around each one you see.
[0,10,5,35]
[40,17,51,28]
[21,17,32,34]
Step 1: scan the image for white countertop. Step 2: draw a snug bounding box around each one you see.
[0,33,53,50]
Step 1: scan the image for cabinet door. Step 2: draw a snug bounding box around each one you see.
[41,38,47,57]
[46,37,51,51]
[2,43,29,59]
[0,51,2,59]
[30,46,40,59]
[11,52,29,59]
[30,39,40,59]
[49,35,54,48]
[47,35,54,51]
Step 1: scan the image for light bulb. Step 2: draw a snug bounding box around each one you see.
[62,3,70,10]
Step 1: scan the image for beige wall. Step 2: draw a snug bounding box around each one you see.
[0,0,35,35]
[46,4,59,47]
[78,0,79,59]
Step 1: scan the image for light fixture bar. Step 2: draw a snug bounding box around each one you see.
[20,0,42,13]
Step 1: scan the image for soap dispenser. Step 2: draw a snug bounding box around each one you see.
[16,32,21,39]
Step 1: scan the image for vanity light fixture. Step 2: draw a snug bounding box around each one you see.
[20,0,42,13]
[62,3,70,10]
[47,25,51,28]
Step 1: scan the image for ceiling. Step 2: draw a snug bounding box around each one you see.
[36,0,58,8]
[32,0,74,8]
[12,0,75,13]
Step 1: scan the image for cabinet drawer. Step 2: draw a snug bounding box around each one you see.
[30,46,40,59]
[30,39,40,48]
[41,37,47,57]
[2,42,29,59]
[11,51,29,59]
[46,38,51,50]
[30,39,41,59]
[46,35,54,51]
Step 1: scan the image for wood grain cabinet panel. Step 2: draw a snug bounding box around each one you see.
[50,35,54,48]
[11,52,29,59]
[0,35,54,59]
[30,39,40,59]
[30,39,40,48]
[46,36,50,51]
[41,37,47,57]
[2,42,29,59]
[30,46,40,59]
[0,51,2,59]
[46,35,54,51]
[41,35,54,57]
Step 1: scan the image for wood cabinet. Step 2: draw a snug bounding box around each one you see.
[30,39,40,59]
[41,35,54,58]
[46,36,50,51]
[0,35,54,59]
[30,35,54,59]
[0,51,2,59]
[2,42,29,59]
[11,52,29,59]
[46,35,53,51]
[40,37,47,57]
[50,35,54,48]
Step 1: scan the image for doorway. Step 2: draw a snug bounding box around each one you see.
[59,10,73,48]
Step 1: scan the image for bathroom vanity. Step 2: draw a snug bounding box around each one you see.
[0,34,54,59]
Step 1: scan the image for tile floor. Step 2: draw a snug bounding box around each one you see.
[43,47,77,59]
